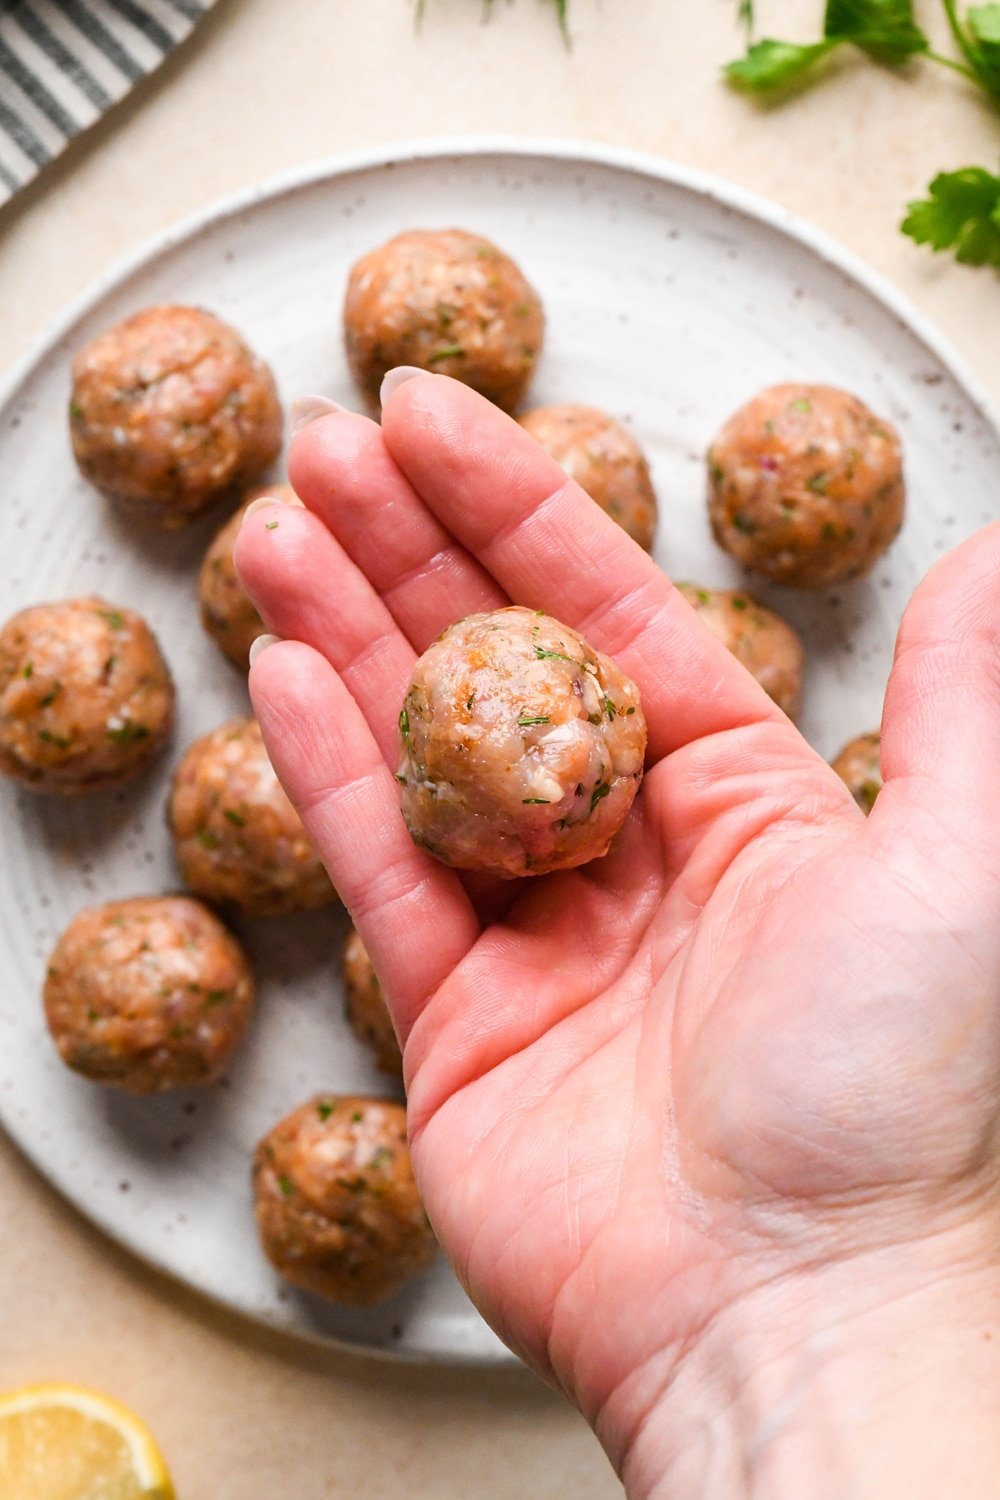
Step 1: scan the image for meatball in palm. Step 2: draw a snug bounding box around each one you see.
[398,607,646,879]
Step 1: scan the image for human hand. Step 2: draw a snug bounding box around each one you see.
[236,373,1000,1497]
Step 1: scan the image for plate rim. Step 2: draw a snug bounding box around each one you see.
[3,134,999,1367]
[3,133,999,434]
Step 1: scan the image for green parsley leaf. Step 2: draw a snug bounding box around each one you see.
[21,662,33,679]
[967,6,1000,98]
[901,167,1000,265]
[223,808,247,827]
[522,797,552,804]
[823,0,928,65]
[317,1100,334,1121]
[99,609,124,630]
[204,988,229,1007]
[603,695,616,720]
[517,714,550,726]
[197,827,221,850]
[278,1174,294,1197]
[264,519,279,531]
[533,645,578,664]
[725,38,837,91]
[399,706,410,738]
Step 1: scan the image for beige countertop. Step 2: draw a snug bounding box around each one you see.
[2,1,998,1495]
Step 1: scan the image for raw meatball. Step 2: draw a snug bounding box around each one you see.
[398,606,647,879]
[675,583,804,720]
[70,305,283,528]
[0,596,174,795]
[168,717,336,917]
[707,384,904,588]
[198,482,297,668]
[832,730,882,813]
[519,404,658,550]
[253,1095,435,1304]
[43,896,254,1092]
[343,228,544,411]
[342,927,403,1079]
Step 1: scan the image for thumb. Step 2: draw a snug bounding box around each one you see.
[879,521,1000,871]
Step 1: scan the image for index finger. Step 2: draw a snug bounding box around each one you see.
[380,374,790,762]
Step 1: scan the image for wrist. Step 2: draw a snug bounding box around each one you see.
[603,1225,1000,1499]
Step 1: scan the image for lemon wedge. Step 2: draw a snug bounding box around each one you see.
[0,1382,174,1500]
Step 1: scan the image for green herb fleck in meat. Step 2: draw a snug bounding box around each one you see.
[106,721,150,746]
[428,343,465,364]
[590,781,611,813]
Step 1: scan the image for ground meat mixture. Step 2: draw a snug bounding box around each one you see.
[707,383,904,588]
[253,1095,435,1304]
[0,596,174,795]
[168,717,336,916]
[343,229,544,411]
[398,606,647,878]
[43,895,254,1092]
[70,304,283,528]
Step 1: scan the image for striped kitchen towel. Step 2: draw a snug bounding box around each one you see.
[0,0,219,205]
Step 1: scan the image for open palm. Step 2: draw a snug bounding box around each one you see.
[236,375,1000,1486]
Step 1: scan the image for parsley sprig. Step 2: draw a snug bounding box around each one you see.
[726,1,1000,268]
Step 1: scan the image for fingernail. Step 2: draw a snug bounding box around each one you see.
[291,394,347,433]
[249,633,281,667]
[380,366,426,408]
[242,495,287,523]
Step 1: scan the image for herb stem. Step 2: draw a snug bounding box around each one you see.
[925,48,980,83]
[940,0,979,73]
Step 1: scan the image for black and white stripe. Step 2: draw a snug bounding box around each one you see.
[0,0,217,203]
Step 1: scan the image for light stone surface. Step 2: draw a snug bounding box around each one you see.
[2,0,999,1494]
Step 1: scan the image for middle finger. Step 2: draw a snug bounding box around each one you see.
[288,407,507,648]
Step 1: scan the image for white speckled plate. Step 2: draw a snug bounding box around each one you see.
[2,139,999,1364]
